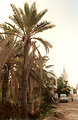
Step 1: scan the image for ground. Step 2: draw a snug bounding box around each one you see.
[56,98,78,120]
[0,97,78,120]
[43,97,78,120]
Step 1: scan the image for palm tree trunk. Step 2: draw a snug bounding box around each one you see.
[27,76,31,104]
[20,37,31,120]
[2,64,9,104]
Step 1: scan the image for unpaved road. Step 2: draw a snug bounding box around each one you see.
[56,99,78,120]
[43,98,78,120]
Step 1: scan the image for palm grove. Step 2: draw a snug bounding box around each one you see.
[0,2,56,120]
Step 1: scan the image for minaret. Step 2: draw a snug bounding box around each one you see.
[61,66,68,80]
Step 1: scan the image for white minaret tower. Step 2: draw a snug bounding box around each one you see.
[61,66,68,80]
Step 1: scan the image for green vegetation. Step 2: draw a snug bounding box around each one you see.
[57,77,70,97]
[0,2,56,120]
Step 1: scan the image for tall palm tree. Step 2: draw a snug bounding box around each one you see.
[1,2,55,119]
[0,34,16,104]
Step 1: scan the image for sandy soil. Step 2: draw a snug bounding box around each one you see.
[43,98,78,120]
[56,99,78,120]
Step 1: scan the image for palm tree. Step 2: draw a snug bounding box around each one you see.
[0,35,15,73]
[0,34,16,104]
[1,2,55,119]
[0,31,23,104]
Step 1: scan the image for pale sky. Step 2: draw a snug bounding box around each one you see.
[0,0,78,88]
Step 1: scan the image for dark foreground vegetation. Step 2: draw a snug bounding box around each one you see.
[0,101,56,120]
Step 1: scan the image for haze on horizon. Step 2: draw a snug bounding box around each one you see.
[0,0,78,88]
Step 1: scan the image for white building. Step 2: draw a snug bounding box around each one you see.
[61,66,68,80]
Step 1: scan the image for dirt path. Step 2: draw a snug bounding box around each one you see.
[55,99,78,120]
[43,99,78,120]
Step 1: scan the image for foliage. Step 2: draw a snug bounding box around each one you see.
[57,77,70,97]
[42,86,54,104]
[0,2,55,119]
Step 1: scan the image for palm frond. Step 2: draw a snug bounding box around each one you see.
[29,2,37,28]
[32,37,52,53]
[10,4,24,31]
[24,3,30,29]
[0,24,17,35]
[19,8,26,30]
[35,9,48,25]
[0,35,18,74]
[24,3,30,17]
[0,41,15,72]
[0,35,14,50]
[45,65,54,69]
[46,41,53,48]
[5,22,20,33]
[32,21,55,34]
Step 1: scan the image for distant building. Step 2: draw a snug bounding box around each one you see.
[61,66,68,80]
